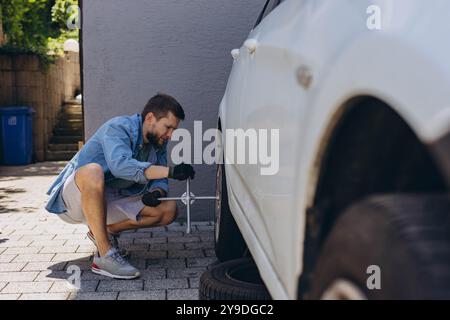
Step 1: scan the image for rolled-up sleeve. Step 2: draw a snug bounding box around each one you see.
[101,124,151,185]
[148,144,169,193]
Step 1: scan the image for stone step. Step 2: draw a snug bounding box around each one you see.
[53,127,83,136]
[64,99,82,106]
[62,107,82,115]
[55,122,83,130]
[58,118,83,125]
[58,113,83,120]
[45,150,77,161]
[47,143,79,152]
[47,100,83,157]
[58,117,83,125]
[50,135,83,144]
[62,103,82,110]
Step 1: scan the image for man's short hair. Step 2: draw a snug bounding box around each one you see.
[142,93,185,122]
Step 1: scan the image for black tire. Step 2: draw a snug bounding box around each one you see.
[310,194,450,299]
[214,163,246,262]
[199,258,271,300]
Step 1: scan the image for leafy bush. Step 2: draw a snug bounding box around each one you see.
[48,0,79,54]
[0,0,79,64]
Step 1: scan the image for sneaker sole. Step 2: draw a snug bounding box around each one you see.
[91,265,140,280]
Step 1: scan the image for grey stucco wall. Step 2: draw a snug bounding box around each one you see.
[82,0,265,221]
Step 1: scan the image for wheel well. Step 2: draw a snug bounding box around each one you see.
[218,118,222,131]
[298,96,448,298]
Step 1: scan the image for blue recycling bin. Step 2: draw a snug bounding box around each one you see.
[0,106,35,165]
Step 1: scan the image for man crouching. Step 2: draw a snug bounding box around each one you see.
[45,93,195,279]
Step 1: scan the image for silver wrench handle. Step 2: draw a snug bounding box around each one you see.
[154,179,218,234]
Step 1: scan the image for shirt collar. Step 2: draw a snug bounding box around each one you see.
[136,114,144,147]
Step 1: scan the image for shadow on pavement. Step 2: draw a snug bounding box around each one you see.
[47,256,99,299]
[0,187,26,213]
[0,161,67,179]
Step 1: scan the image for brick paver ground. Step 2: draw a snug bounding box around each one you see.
[0,162,217,300]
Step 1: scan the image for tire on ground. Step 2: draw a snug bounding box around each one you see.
[310,194,450,299]
[199,258,271,300]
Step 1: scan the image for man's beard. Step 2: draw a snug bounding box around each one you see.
[146,132,164,148]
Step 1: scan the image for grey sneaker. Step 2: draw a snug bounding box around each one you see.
[87,230,129,258]
[92,248,140,279]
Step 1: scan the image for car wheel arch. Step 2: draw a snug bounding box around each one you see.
[297,96,449,298]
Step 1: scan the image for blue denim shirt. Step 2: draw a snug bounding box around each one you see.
[45,113,169,214]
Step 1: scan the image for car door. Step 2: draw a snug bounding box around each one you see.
[222,47,246,134]
[236,0,312,283]
[221,1,272,212]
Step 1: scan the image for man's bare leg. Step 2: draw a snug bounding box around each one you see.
[75,163,111,256]
[107,200,177,234]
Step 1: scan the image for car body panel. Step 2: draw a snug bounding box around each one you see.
[218,0,450,299]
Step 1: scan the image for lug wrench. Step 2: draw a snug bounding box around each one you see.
[157,178,218,234]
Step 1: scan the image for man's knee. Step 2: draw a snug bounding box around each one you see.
[159,201,178,226]
[139,200,178,226]
[75,163,104,192]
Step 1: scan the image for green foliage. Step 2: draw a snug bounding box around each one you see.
[48,0,79,54]
[51,0,78,29]
[0,0,79,64]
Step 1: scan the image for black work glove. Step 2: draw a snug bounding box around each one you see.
[142,189,166,207]
[168,163,195,181]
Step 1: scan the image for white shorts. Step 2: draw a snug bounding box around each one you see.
[59,171,145,225]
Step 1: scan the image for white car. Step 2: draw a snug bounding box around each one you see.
[207,0,450,299]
